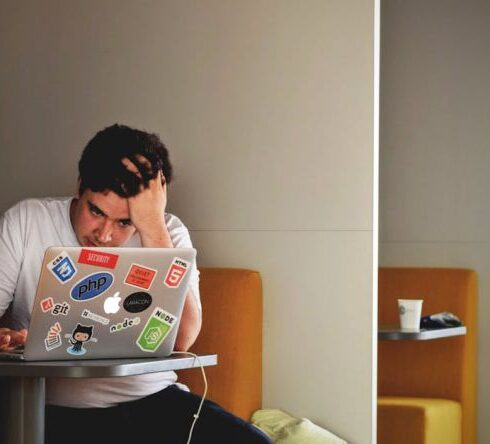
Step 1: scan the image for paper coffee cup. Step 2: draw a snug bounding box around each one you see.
[398,299,423,332]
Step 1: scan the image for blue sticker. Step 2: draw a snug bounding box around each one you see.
[70,272,114,301]
[47,252,77,284]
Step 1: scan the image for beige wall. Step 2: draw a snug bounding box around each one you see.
[380,0,490,442]
[0,2,378,442]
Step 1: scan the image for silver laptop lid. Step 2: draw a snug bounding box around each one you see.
[24,246,196,361]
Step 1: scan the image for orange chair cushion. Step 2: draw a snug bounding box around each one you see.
[378,397,461,444]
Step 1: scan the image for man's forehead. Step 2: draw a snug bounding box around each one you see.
[83,190,130,219]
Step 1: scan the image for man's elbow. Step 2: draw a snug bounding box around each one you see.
[174,318,202,352]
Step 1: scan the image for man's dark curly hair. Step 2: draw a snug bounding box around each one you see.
[78,124,173,197]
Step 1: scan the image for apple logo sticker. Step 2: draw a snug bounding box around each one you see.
[104,291,122,314]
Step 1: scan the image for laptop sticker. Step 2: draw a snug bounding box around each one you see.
[164,257,190,289]
[70,272,114,301]
[104,291,122,314]
[41,297,54,312]
[52,302,70,316]
[47,251,77,284]
[110,317,141,333]
[78,249,119,269]
[136,307,177,353]
[65,324,98,356]
[123,292,152,313]
[82,309,110,325]
[45,322,62,351]
[124,264,157,290]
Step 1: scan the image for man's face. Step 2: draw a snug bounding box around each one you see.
[70,189,137,247]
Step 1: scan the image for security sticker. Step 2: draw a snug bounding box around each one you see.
[164,257,190,289]
[136,307,177,352]
[65,324,98,356]
[41,297,54,312]
[81,309,110,325]
[78,249,119,269]
[47,251,77,284]
[124,264,157,290]
[45,322,62,351]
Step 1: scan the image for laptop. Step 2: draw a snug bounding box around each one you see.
[0,246,196,361]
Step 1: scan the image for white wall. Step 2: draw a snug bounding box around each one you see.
[0,2,378,442]
[380,0,490,442]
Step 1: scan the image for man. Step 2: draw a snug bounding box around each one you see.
[0,124,271,443]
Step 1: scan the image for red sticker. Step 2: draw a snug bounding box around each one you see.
[164,257,190,288]
[124,264,157,290]
[78,249,119,269]
[41,297,54,312]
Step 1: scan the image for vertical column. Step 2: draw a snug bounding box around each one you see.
[5,377,45,444]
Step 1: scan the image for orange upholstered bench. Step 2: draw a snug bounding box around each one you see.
[178,268,263,421]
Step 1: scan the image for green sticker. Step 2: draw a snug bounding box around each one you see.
[136,307,177,352]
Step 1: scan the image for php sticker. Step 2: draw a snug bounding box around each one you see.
[45,322,62,351]
[124,264,157,290]
[164,257,190,289]
[40,297,54,312]
[70,272,114,301]
[136,307,177,352]
[78,249,119,269]
[47,251,77,284]
[123,292,152,313]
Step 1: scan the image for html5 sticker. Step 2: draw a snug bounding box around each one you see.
[124,264,157,290]
[164,257,190,289]
[47,251,77,284]
[78,249,119,269]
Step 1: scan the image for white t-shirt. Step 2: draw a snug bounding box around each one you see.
[0,197,201,408]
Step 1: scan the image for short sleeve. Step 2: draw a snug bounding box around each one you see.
[164,214,201,316]
[0,204,25,318]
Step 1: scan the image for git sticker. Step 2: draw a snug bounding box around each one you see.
[164,257,190,289]
[47,251,77,284]
[45,322,62,351]
[124,264,157,290]
[136,307,177,353]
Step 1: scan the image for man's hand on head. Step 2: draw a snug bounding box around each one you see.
[121,155,173,248]
[0,328,28,351]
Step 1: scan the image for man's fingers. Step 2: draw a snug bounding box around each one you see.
[121,158,141,177]
[134,154,152,170]
[12,330,27,344]
[0,335,11,345]
[121,156,155,185]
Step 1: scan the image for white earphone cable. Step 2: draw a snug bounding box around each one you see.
[172,351,208,444]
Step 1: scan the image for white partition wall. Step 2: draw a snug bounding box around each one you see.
[0,2,379,442]
[380,1,490,442]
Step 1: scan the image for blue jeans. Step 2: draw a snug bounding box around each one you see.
[45,385,272,444]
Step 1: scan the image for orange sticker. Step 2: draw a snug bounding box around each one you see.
[124,264,157,290]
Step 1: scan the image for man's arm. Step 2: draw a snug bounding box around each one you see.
[123,157,202,352]
[140,231,202,352]
[0,204,29,350]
